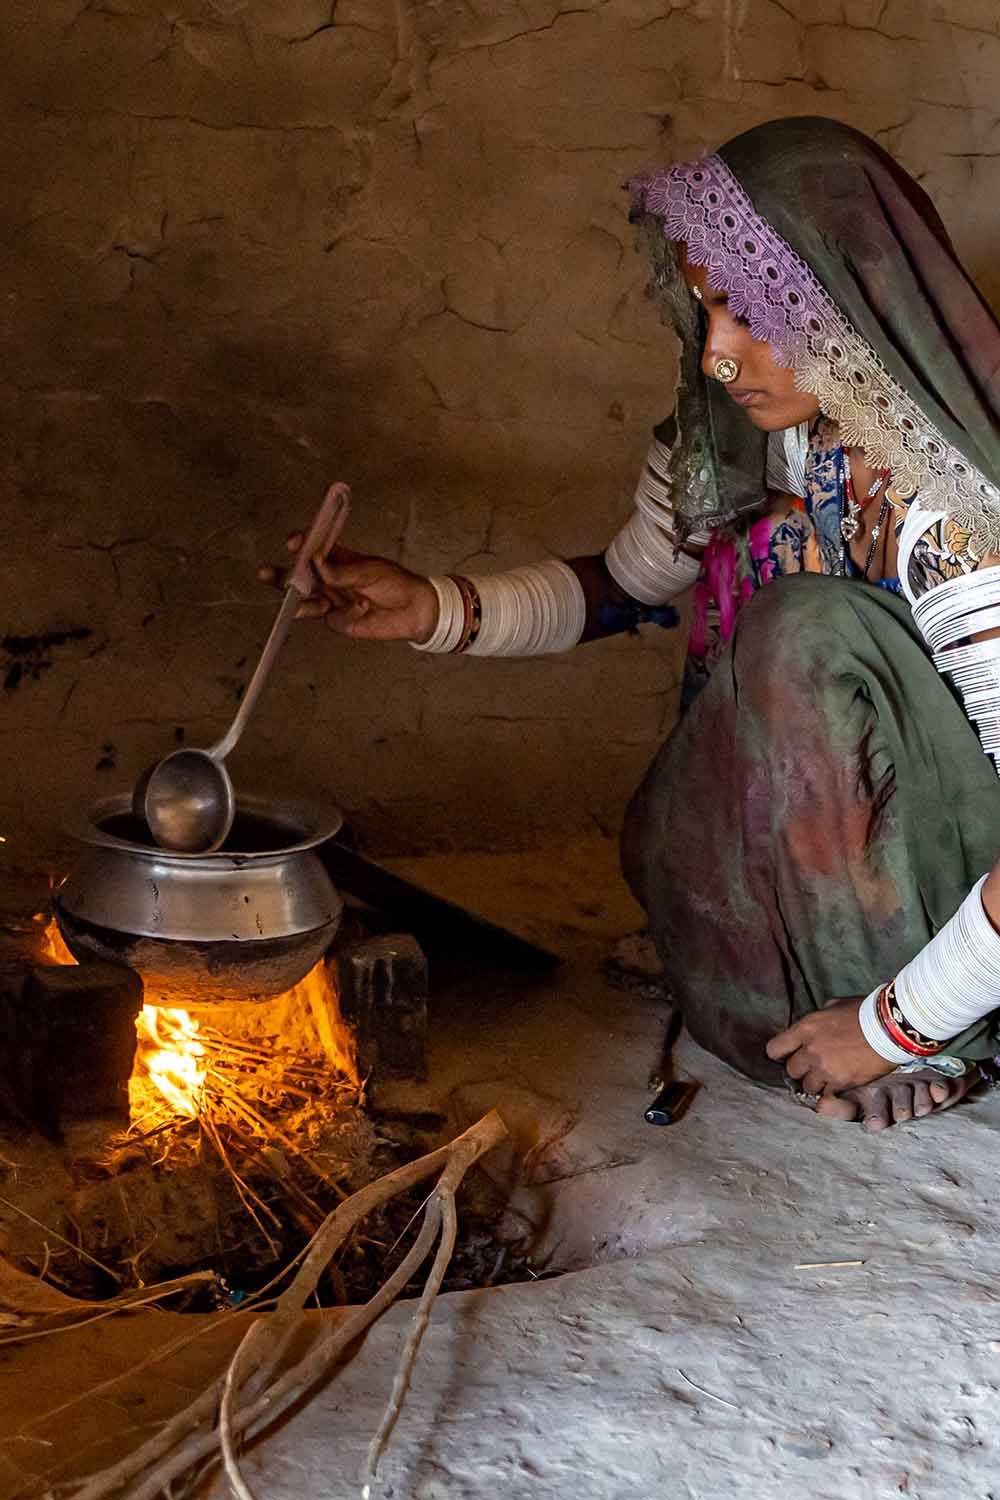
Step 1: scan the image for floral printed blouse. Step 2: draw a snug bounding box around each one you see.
[683,417,981,705]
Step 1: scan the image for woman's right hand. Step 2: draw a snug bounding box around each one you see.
[258,534,439,644]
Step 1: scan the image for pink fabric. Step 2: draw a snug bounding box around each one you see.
[689,512,786,661]
[691,532,745,660]
[748,514,777,586]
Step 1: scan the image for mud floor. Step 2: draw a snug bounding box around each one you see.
[3,835,1000,1499]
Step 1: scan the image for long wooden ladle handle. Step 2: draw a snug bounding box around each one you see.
[212,483,352,762]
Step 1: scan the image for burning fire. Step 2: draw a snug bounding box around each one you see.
[137,1007,207,1117]
[39,917,209,1117]
[38,917,357,1123]
[38,918,77,965]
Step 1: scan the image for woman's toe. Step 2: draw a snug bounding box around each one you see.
[813,1067,978,1131]
[860,1089,892,1131]
[911,1080,935,1116]
[815,1092,860,1120]
[889,1083,914,1124]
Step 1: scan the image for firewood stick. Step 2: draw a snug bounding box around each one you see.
[23,1230,335,1471]
[0,1195,122,1284]
[70,1111,507,1500]
[230,1119,496,1408]
[221,1204,443,1500]
[325,1259,349,1306]
[360,1128,488,1490]
[199,1117,507,1483]
[199,1115,281,1243]
[205,1071,350,1200]
[219,1364,257,1500]
[362,1190,458,1495]
[247,1153,325,1232]
[0,1271,217,1349]
[108,1206,445,1500]
[267,1110,505,1347]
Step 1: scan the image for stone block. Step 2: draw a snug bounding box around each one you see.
[329,934,427,1083]
[0,961,143,1140]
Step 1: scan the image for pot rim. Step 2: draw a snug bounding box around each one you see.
[66,791,343,865]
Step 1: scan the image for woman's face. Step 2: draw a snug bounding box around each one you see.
[680,249,821,432]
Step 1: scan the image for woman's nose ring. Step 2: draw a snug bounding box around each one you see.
[713,357,741,384]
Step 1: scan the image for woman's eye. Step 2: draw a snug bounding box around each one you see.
[731,311,751,330]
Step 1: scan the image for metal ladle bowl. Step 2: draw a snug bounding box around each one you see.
[137,748,236,856]
[135,483,351,855]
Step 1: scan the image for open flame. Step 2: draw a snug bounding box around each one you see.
[38,917,77,965]
[40,918,208,1117]
[38,917,357,1123]
[136,1006,207,1117]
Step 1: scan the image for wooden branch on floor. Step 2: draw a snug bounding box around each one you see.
[68,1110,509,1500]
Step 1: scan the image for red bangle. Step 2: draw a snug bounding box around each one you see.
[875,981,945,1058]
[447,575,482,654]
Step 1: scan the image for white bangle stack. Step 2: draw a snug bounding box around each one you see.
[861,875,1000,1063]
[911,565,1000,773]
[896,875,1000,1040]
[605,510,703,605]
[411,560,586,658]
[466,562,586,657]
[604,435,710,604]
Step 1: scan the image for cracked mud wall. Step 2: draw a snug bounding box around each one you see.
[1,0,998,857]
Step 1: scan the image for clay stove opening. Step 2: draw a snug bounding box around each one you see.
[2,901,520,1311]
[42,912,358,1132]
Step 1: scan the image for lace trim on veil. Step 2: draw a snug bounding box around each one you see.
[633,154,1000,558]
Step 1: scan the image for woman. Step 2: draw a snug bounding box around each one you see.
[263,117,1000,1132]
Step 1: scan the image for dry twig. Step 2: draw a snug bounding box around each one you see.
[362,1190,457,1495]
[793,1259,865,1270]
[69,1111,508,1500]
[0,1272,216,1349]
[0,1197,121,1284]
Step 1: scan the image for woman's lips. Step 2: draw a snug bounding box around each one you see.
[727,388,765,408]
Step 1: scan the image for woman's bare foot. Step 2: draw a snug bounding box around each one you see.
[815,1066,981,1132]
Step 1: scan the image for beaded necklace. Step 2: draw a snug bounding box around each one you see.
[841,452,891,579]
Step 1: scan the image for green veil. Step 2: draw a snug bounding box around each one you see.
[630,117,1000,557]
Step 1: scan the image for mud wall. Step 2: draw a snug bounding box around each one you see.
[1,0,997,855]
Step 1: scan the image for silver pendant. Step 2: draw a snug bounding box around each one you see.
[840,506,861,542]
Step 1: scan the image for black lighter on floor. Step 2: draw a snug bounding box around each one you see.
[644,1079,698,1126]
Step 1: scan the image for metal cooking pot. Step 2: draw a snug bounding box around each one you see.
[55,792,343,1003]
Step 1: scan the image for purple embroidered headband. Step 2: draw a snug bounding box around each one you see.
[631,154,1000,557]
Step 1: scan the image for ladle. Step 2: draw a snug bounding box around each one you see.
[135,482,350,854]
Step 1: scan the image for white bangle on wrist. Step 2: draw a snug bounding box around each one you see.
[411,576,466,654]
[861,874,1000,1065]
[409,561,586,658]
